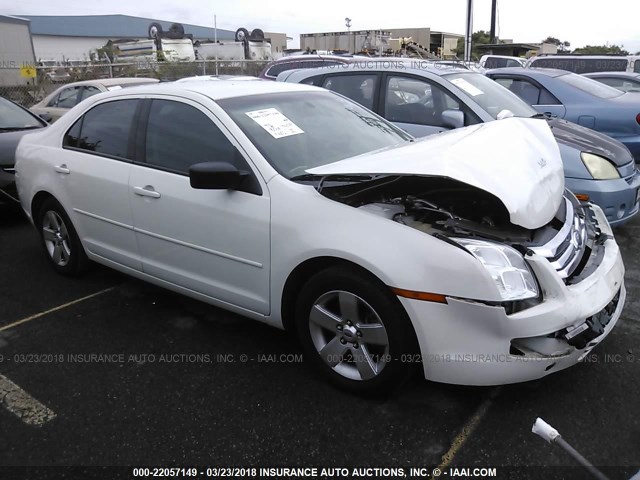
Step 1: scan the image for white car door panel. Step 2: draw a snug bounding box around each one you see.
[130,167,271,314]
[59,98,141,270]
[130,98,270,314]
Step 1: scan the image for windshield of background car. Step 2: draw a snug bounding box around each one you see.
[218,91,411,178]
[441,72,537,119]
[0,97,43,129]
[557,73,624,99]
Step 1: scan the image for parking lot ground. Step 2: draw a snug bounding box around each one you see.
[1,206,639,478]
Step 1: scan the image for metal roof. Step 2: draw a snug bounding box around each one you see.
[21,15,235,40]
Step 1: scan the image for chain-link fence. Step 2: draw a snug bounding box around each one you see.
[1,60,270,108]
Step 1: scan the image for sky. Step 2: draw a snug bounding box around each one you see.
[1,0,639,53]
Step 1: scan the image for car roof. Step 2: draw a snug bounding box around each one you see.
[270,54,353,63]
[94,78,321,101]
[53,77,160,88]
[584,71,640,79]
[486,67,569,77]
[279,60,470,81]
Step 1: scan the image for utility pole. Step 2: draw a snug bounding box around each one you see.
[464,0,473,63]
[489,0,497,43]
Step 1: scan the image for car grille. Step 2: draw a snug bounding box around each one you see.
[529,198,588,279]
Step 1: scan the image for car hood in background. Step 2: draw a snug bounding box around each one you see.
[308,117,564,230]
[548,117,634,166]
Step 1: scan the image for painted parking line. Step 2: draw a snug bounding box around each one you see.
[0,286,116,333]
[432,387,501,478]
[0,374,56,426]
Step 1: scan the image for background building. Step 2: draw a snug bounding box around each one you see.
[300,27,463,57]
[21,15,287,62]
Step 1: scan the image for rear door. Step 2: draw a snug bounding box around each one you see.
[59,98,141,269]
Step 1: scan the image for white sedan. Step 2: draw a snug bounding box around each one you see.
[15,80,625,394]
[29,77,159,123]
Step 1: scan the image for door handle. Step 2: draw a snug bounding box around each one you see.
[54,164,70,174]
[133,185,161,199]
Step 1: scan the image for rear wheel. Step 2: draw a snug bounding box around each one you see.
[295,266,417,395]
[37,198,88,276]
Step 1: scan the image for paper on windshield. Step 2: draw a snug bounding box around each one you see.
[450,78,484,97]
[246,108,304,139]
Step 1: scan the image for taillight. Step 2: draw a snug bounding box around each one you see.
[637,113,640,126]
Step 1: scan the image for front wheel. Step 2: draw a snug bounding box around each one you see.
[37,198,88,276]
[295,267,418,395]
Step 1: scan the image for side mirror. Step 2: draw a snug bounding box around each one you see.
[441,109,465,129]
[189,162,249,190]
[39,113,53,123]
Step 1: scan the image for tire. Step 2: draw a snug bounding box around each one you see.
[235,28,249,43]
[294,266,418,395]
[148,22,163,39]
[167,23,185,39]
[37,198,88,276]
[250,28,265,41]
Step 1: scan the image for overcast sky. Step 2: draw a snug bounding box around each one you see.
[2,0,639,53]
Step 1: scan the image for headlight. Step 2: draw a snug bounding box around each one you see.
[453,238,539,301]
[581,152,620,180]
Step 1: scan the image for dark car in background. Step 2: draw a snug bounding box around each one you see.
[258,54,354,80]
[0,96,48,206]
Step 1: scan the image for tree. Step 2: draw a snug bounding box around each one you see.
[572,44,629,55]
[455,30,492,59]
[542,36,571,52]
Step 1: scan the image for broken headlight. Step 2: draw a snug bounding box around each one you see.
[453,238,539,301]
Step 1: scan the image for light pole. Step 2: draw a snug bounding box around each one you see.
[345,17,352,53]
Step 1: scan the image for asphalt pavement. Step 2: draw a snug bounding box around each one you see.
[0,205,638,479]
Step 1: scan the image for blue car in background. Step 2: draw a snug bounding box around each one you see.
[280,63,640,226]
[485,67,640,163]
[583,72,640,93]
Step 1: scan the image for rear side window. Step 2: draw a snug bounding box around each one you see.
[143,99,237,174]
[322,74,377,110]
[63,99,139,159]
[48,86,81,108]
[493,78,560,105]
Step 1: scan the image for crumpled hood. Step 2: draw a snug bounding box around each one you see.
[308,117,564,230]
[548,117,633,167]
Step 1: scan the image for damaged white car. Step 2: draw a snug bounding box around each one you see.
[15,81,625,394]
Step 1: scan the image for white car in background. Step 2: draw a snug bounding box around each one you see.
[15,80,625,394]
[29,77,160,123]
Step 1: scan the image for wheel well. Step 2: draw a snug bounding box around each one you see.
[281,257,390,333]
[30,191,56,221]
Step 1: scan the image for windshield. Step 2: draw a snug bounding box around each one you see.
[218,91,411,179]
[556,72,624,99]
[442,72,537,120]
[0,97,44,129]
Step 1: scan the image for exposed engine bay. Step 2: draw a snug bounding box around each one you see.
[299,174,610,283]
